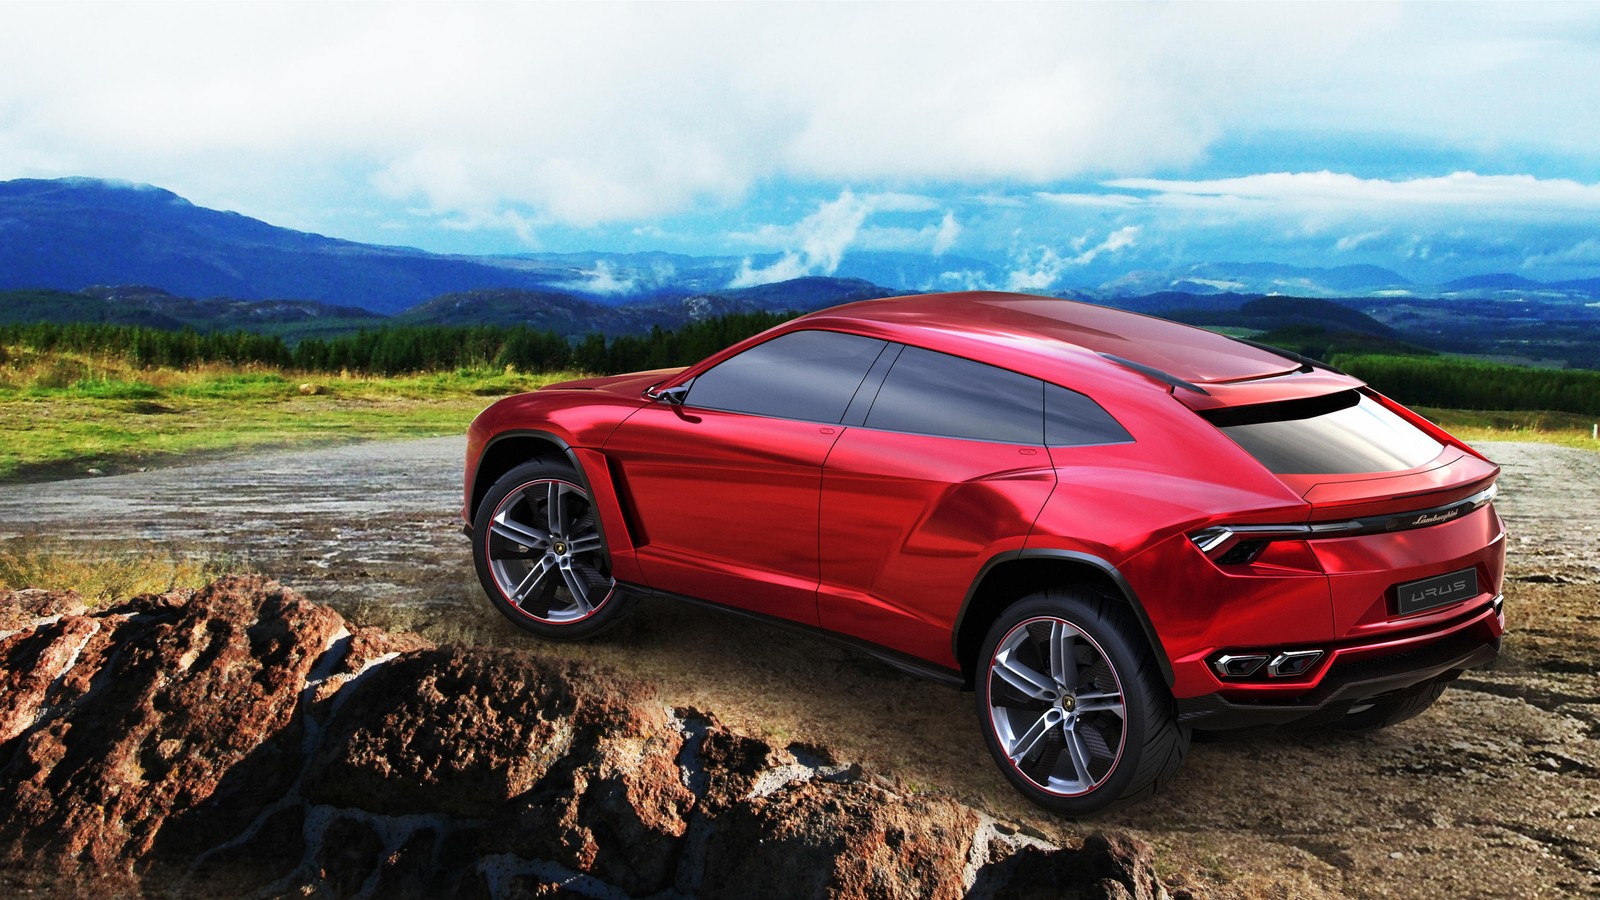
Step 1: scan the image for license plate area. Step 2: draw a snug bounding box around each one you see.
[1393,567,1478,616]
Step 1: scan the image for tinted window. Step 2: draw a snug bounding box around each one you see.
[1046,384,1132,446]
[1204,390,1443,474]
[687,330,886,422]
[865,346,1043,443]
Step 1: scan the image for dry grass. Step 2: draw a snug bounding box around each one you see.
[0,538,248,605]
[1421,406,1600,450]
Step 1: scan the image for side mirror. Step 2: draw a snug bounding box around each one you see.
[643,383,690,405]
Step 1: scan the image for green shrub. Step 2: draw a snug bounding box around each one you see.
[1334,354,1600,417]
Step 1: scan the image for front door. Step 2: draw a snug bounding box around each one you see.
[604,404,840,622]
[602,329,888,624]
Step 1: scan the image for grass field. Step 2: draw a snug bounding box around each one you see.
[1415,406,1600,450]
[2,344,1594,485]
[0,345,580,482]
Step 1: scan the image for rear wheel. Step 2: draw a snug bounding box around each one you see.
[472,459,633,640]
[976,587,1188,816]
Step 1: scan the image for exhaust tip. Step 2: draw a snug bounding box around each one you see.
[1212,653,1269,678]
[1267,649,1323,678]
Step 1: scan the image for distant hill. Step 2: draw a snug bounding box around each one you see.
[398,276,899,337]
[0,275,898,343]
[1442,273,1546,292]
[0,286,380,338]
[1164,296,1402,338]
[0,178,589,313]
[715,276,896,310]
[1098,262,1414,299]
[398,289,610,333]
[7,177,1600,317]
[4,176,1600,367]
[0,288,189,329]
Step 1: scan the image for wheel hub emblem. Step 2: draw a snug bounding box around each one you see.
[1062,695,1075,712]
[553,541,567,554]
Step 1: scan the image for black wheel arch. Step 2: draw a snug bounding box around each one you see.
[953,549,1174,689]
[470,429,592,525]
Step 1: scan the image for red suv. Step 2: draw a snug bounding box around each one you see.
[463,291,1506,815]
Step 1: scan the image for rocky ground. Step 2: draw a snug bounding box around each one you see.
[0,577,1169,898]
[0,438,1596,898]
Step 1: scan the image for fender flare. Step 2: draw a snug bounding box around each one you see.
[470,429,629,567]
[952,548,1175,687]
[470,428,588,518]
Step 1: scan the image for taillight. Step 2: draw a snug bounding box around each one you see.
[1188,525,1308,566]
[1188,482,1498,566]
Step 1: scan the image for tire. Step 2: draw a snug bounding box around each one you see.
[472,459,635,640]
[1325,679,1449,734]
[975,586,1189,816]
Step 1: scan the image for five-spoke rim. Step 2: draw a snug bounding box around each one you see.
[485,478,614,624]
[986,616,1127,797]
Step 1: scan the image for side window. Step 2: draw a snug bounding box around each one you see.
[864,346,1043,444]
[1046,384,1133,446]
[686,330,887,423]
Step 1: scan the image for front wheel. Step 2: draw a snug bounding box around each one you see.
[976,587,1189,816]
[472,459,633,640]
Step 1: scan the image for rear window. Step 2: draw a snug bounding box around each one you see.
[1203,390,1442,474]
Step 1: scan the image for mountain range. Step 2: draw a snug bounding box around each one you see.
[6,177,1600,309]
[3,177,1599,368]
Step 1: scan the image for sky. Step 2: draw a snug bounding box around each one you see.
[3,2,1600,290]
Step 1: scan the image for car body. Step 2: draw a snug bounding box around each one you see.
[462,291,1506,814]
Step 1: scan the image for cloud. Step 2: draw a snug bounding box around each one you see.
[1522,239,1600,271]
[554,260,635,295]
[2,2,1599,280]
[937,270,995,291]
[1022,172,1600,277]
[867,192,942,213]
[9,3,1598,245]
[1036,192,1146,209]
[850,211,963,256]
[1335,230,1388,252]
[1005,226,1139,291]
[1106,171,1600,222]
[730,193,963,287]
[552,259,679,296]
[730,190,873,287]
[932,212,961,256]
[435,208,542,247]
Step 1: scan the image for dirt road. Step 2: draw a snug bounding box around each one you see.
[1,439,1596,899]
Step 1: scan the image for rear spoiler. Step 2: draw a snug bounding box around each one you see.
[1099,343,1363,412]
[1097,353,1210,396]
[1228,337,1348,377]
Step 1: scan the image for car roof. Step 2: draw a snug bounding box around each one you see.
[799,291,1303,386]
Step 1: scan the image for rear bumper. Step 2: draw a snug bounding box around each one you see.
[1175,597,1502,731]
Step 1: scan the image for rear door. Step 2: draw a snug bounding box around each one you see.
[603,330,887,624]
[818,346,1057,666]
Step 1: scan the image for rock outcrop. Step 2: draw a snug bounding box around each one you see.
[0,577,1175,898]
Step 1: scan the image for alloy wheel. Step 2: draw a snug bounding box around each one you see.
[485,478,614,623]
[985,616,1128,796]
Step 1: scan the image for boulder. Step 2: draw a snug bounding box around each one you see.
[0,577,1178,898]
